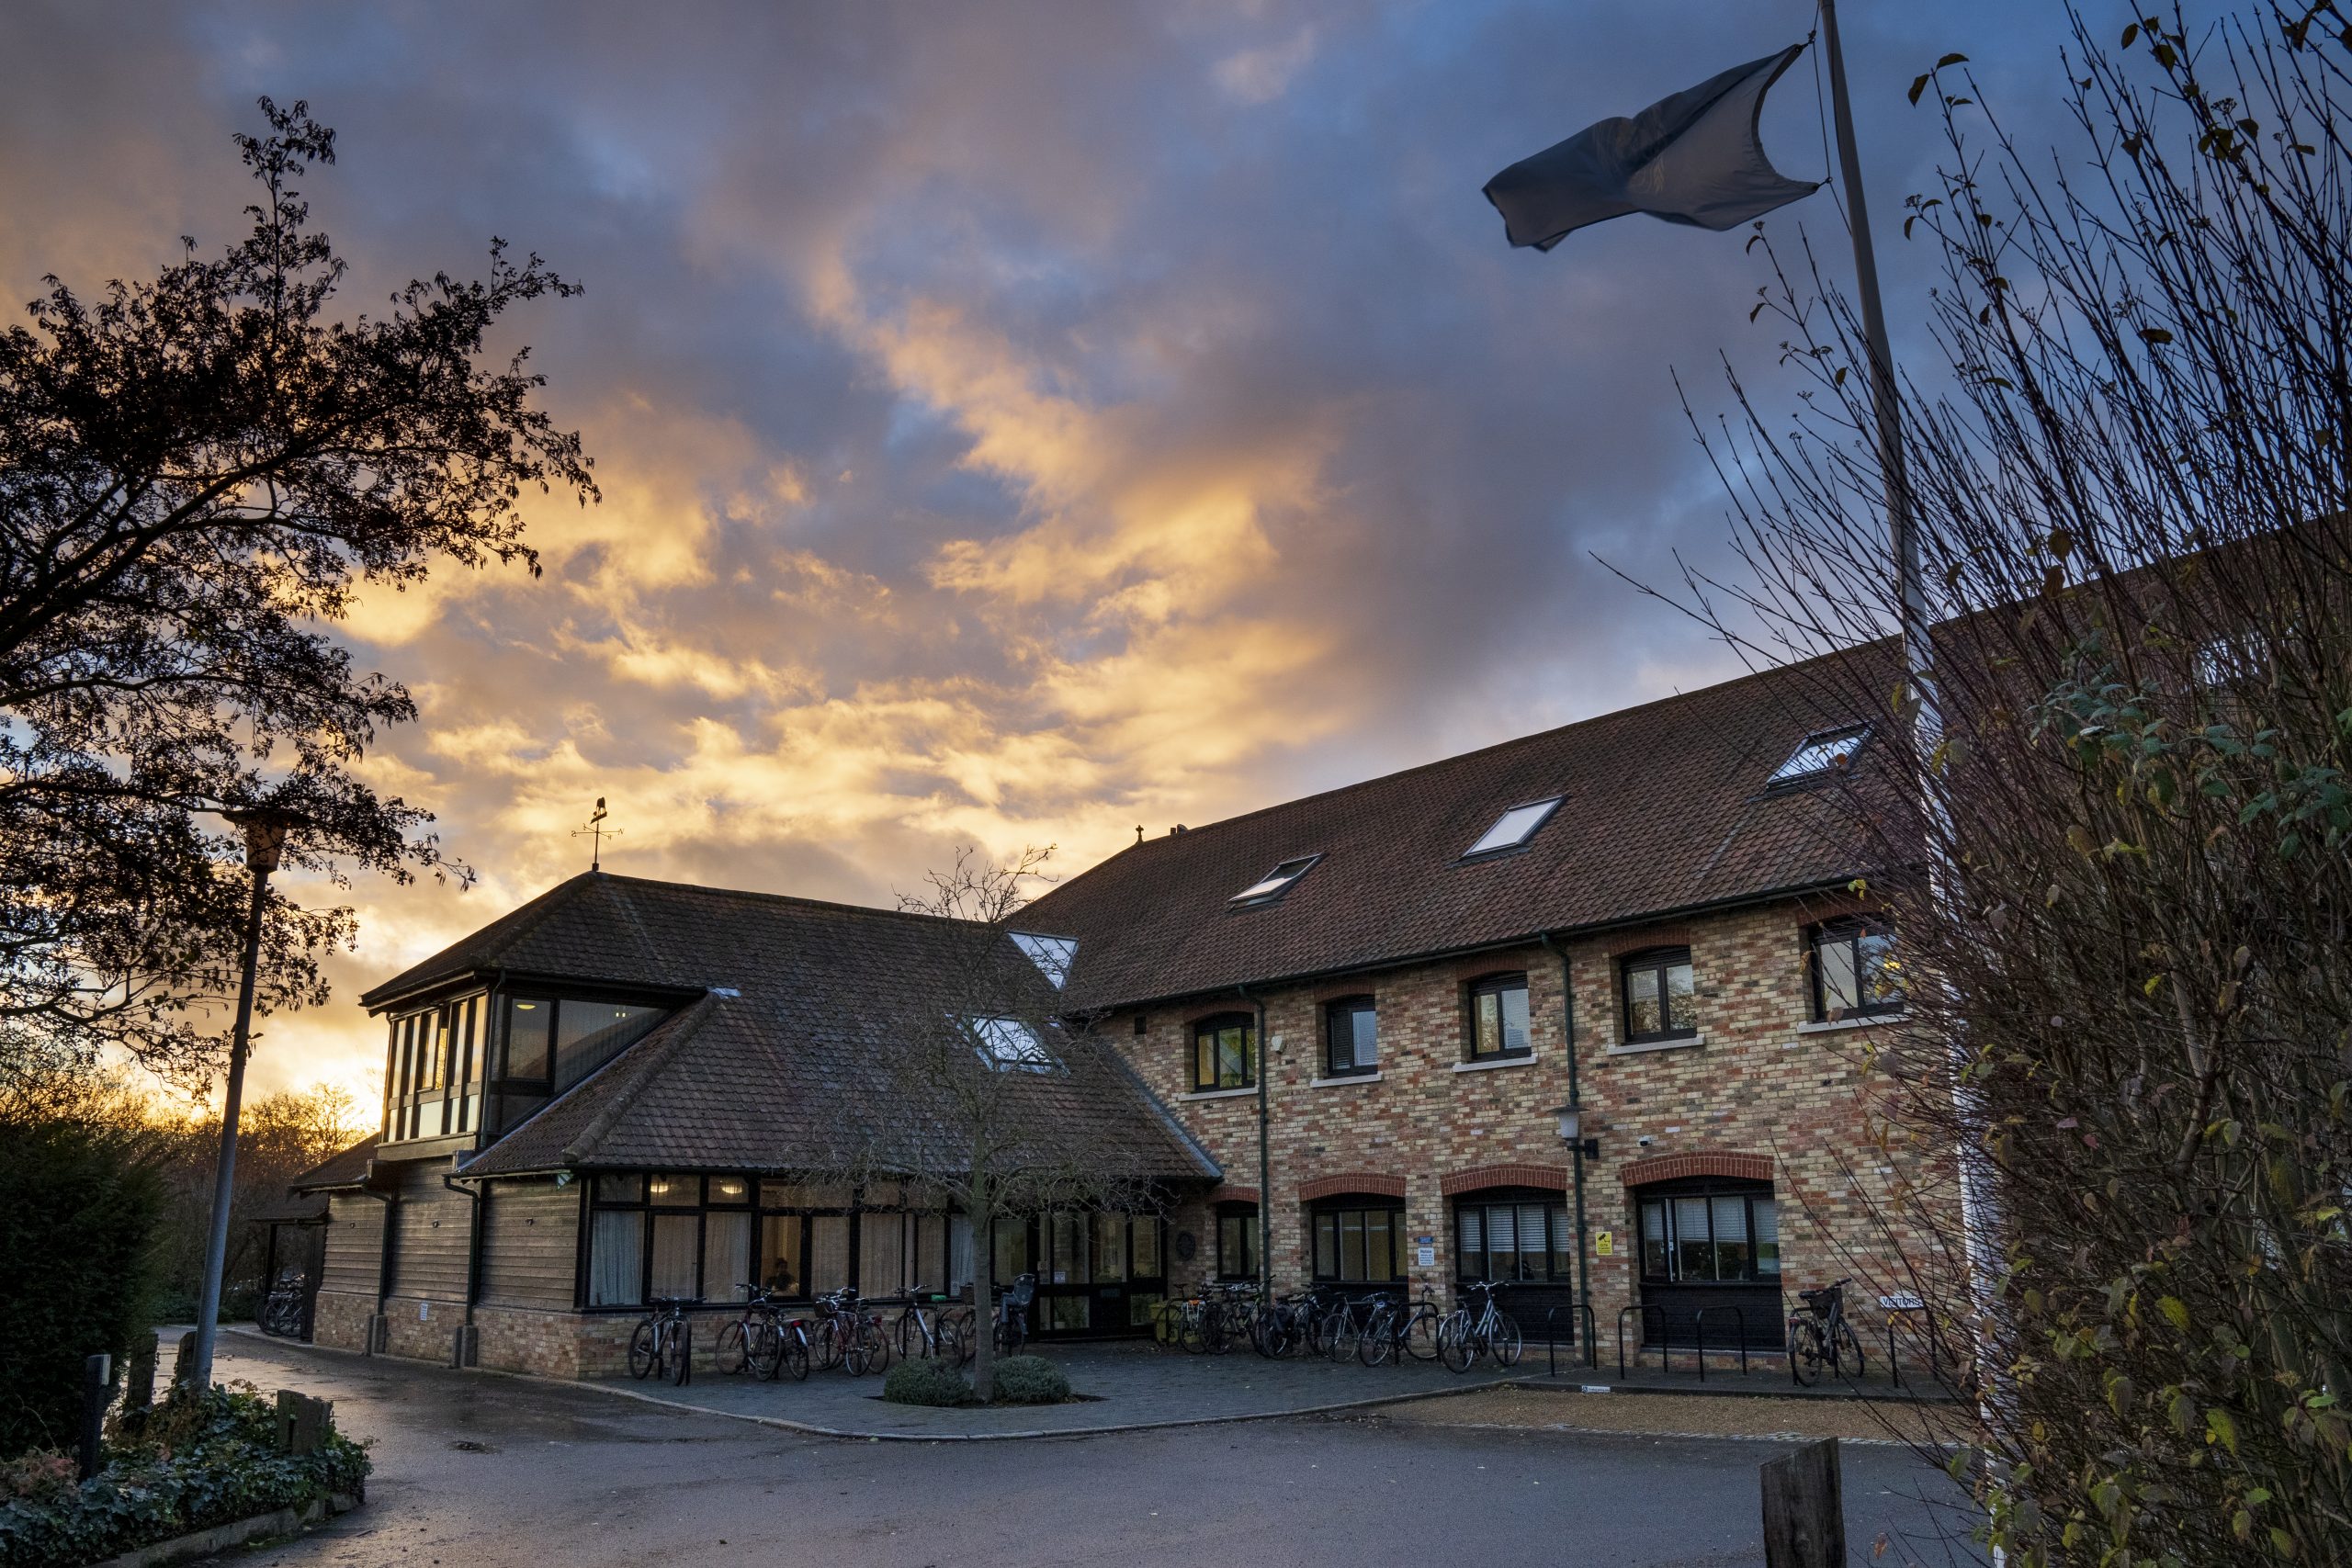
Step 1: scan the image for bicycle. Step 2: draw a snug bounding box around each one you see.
[259,1268,308,1338]
[1438,1280,1521,1373]
[993,1271,1037,1358]
[808,1287,889,1375]
[628,1296,693,1385]
[893,1294,965,1362]
[1359,1290,1444,1366]
[1325,1292,1389,1364]
[717,1284,788,1380]
[1788,1278,1867,1386]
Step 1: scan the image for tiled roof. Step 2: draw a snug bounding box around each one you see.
[1021,643,1903,1010]
[287,1134,381,1193]
[400,878,1216,1185]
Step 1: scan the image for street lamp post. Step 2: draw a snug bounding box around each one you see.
[1550,1101,1600,1368]
[186,807,300,1394]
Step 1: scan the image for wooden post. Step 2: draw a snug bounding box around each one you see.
[125,1332,158,1412]
[275,1390,332,1455]
[171,1330,198,1393]
[77,1354,111,1481]
[1761,1437,1846,1568]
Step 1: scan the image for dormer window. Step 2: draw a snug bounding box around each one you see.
[967,1016,1057,1073]
[1463,796,1562,859]
[1008,931,1077,988]
[1230,854,1320,906]
[1768,726,1870,787]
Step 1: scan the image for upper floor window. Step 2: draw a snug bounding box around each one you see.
[1008,931,1077,988]
[1767,726,1870,788]
[1621,948,1697,1043]
[1463,796,1562,859]
[1325,997,1377,1077]
[969,1016,1058,1073]
[1193,1013,1256,1091]
[1466,973,1532,1060]
[385,993,484,1143]
[1809,918,1903,1021]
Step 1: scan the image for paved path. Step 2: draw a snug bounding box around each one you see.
[210,1335,1986,1568]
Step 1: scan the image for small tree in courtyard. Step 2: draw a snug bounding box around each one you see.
[859,847,1161,1403]
[1665,6,2352,1562]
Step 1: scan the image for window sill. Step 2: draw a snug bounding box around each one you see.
[1795,1012,1909,1034]
[1179,1086,1259,1102]
[1604,1033,1706,1056]
[1452,1053,1538,1073]
[1309,1071,1382,1089]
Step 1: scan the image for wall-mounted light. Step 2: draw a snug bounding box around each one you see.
[1550,1101,1600,1160]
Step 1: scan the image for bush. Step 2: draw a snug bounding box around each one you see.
[987,1355,1070,1405]
[880,1358,972,1408]
[0,1113,164,1457]
[0,1387,368,1568]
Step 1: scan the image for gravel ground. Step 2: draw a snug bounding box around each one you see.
[1365,1386,1971,1447]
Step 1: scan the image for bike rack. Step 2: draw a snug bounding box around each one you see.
[1543,1303,1600,1375]
[1885,1303,1936,1389]
[1616,1303,1667,1379]
[1692,1305,1748,1379]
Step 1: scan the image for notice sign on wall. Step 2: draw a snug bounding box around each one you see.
[1415,1235,1435,1268]
[1595,1230,1614,1258]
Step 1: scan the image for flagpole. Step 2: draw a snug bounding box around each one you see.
[1817,0,2005,1476]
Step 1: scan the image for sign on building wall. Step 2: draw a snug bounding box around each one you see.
[1415,1235,1435,1267]
[1595,1230,1614,1258]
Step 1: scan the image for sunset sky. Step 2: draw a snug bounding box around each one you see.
[1,0,2073,1112]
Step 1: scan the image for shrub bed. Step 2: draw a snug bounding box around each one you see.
[880,1359,973,1408]
[0,1388,368,1568]
[988,1356,1071,1405]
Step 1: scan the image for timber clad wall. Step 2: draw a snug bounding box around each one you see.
[481,1178,579,1311]
[1113,900,1939,1359]
[387,1158,472,1305]
[320,1196,384,1295]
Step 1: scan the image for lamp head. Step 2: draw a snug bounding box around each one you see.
[222,807,305,874]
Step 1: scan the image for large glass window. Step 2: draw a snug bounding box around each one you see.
[1311,1201,1407,1282]
[1621,948,1697,1043]
[1216,1203,1259,1280]
[1193,1013,1256,1091]
[1454,1192,1573,1282]
[1635,1180,1780,1283]
[1809,919,1903,1021]
[1467,974,1532,1060]
[555,1002,662,1089]
[861,1212,907,1298]
[384,993,489,1142]
[588,1210,644,1307]
[503,998,552,1081]
[1325,997,1377,1077]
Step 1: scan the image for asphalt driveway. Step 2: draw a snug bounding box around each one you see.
[210,1337,1985,1568]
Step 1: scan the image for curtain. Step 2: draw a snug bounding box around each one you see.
[703,1213,752,1302]
[650,1213,699,1300]
[588,1211,644,1307]
[860,1213,907,1299]
[809,1216,850,1295]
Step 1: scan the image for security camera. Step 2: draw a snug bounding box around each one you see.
[1635,1134,1656,1148]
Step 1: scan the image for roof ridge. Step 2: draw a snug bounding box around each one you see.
[1046,638,1892,865]
[584,873,1009,931]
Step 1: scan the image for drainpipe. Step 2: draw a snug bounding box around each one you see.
[351,1180,395,1355]
[1541,933,1594,1367]
[441,1167,484,1367]
[1238,985,1271,1299]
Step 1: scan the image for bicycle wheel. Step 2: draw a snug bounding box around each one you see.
[843,1334,870,1376]
[778,1326,811,1382]
[748,1318,781,1382]
[812,1318,843,1371]
[1180,1307,1206,1355]
[1788,1319,1824,1386]
[1326,1312,1358,1364]
[628,1318,659,1380]
[661,1320,691,1386]
[718,1318,750,1376]
[1360,1309,1396,1367]
[1830,1319,1867,1379]
[1405,1308,1442,1362]
[1438,1313,1476,1373]
[864,1318,893,1372]
[1489,1313,1523,1369]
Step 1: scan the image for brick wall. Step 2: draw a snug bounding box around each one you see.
[1113,899,1941,1367]
[311,1289,375,1354]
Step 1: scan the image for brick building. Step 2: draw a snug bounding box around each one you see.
[293,644,1932,1376]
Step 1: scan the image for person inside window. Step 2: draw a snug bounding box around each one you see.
[763,1256,797,1296]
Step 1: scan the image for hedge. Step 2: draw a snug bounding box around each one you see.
[0,1112,163,1457]
[880,1359,972,1407]
[988,1355,1071,1404]
[0,1389,368,1568]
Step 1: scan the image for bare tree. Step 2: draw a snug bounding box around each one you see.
[1647,6,2352,1561]
[861,847,1163,1402]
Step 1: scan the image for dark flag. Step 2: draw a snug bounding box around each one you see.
[1484,44,1820,251]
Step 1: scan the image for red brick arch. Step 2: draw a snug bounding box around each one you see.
[1438,1162,1569,1197]
[1619,1152,1773,1187]
[1206,1184,1261,1207]
[1297,1172,1407,1202]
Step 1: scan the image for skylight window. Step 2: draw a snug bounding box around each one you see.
[1230,854,1321,906]
[1464,796,1563,858]
[1008,931,1077,989]
[1769,725,1871,786]
[969,1016,1057,1073]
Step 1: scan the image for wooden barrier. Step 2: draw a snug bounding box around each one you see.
[1760,1437,1845,1568]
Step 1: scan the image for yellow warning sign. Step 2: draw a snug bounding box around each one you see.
[1595,1230,1614,1257]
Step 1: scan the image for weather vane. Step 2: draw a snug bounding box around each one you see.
[574,796,622,871]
